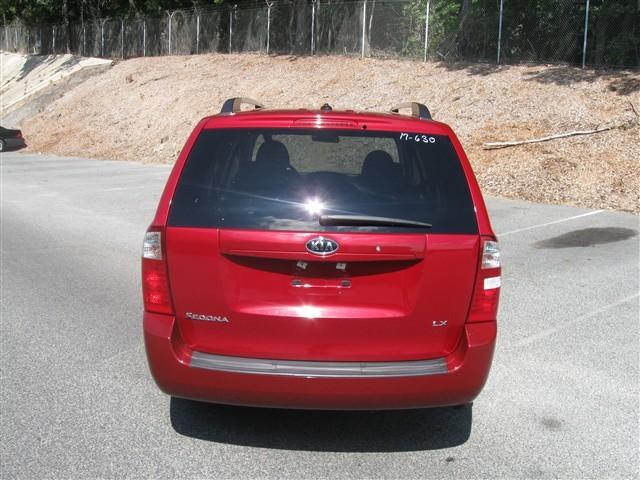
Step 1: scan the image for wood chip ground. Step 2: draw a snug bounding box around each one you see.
[21,54,640,213]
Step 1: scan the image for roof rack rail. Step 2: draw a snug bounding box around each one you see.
[390,102,432,120]
[220,97,265,114]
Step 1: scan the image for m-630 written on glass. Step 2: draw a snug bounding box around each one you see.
[399,132,436,143]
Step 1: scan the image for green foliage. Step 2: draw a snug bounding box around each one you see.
[402,0,499,61]
[2,0,62,24]
[1,0,237,24]
[400,0,638,65]
[1,0,637,66]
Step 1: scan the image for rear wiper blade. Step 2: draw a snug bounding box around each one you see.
[319,214,432,228]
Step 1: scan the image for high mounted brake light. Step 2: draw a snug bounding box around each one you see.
[142,228,174,315]
[293,118,358,128]
[468,237,501,323]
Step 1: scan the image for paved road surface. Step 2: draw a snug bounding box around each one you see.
[1,152,638,478]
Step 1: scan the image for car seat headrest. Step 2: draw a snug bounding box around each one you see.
[256,141,290,171]
[362,150,397,178]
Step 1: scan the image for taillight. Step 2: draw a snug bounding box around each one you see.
[15,132,23,139]
[142,228,174,315]
[468,238,501,322]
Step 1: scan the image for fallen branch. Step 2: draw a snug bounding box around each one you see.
[630,101,639,120]
[483,108,639,150]
[483,125,617,150]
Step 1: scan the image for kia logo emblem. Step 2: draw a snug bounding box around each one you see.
[306,237,339,256]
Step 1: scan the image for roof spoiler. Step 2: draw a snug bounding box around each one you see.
[390,102,432,120]
[220,97,265,114]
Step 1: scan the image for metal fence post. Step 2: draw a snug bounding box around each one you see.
[581,0,590,68]
[423,0,431,62]
[100,21,104,56]
[311,0,316,55]
[228,6,235,53]
[361,0,367,58]
[53,25,56,53]
[497,0,504,64]
[120,18,124,58]
[82,23,85,56]
[143,20,146,56]
[266,2,272,54]
[196,13,200,54]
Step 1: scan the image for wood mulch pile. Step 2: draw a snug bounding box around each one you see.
[22,53,640,213]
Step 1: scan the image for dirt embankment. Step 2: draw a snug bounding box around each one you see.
[1,53,112,127]
[21,53,640,213]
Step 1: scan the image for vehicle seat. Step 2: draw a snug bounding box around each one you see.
[236,141,297,192]
[360,150,401,195]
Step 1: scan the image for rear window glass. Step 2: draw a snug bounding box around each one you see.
[168,129,478,234]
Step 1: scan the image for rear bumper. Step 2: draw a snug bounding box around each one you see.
[144,312,496,410]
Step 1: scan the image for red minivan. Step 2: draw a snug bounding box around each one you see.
[142,98,500,410]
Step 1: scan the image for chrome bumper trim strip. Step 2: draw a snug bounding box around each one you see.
[189,351,448,378]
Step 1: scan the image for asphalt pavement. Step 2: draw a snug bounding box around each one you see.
[1,151,638,479]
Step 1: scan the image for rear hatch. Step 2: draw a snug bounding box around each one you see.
[165,127,479,362]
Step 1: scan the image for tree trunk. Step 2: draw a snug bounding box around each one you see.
[288,2,295,53]
[593,9,607,67]
[295,0,309,53]
[217,7,229,53]
[440,0,471,58]
[457,0,471,51]
[366,0,376,54]
[86,0,102,24]
[62,0,70,53]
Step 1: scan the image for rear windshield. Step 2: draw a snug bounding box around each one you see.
[168,128,478,234]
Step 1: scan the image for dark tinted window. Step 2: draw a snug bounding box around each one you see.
[168,129,477,234]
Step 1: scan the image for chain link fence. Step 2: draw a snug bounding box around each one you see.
[0,0,637,68]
